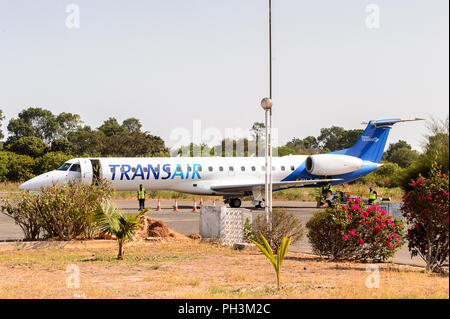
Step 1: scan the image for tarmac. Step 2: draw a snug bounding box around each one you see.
[0,198,425,267]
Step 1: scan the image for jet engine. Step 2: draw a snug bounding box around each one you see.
[305,154,363,176]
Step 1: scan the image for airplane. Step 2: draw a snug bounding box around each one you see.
[19,118,422,208]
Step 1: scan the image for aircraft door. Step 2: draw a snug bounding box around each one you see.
[79,159,93,185]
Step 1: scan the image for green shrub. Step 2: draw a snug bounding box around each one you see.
[6,152,36,181]
[0,191,42,240]
[358,162,403,188]
[1,180,113,240]
[251,209,304,251]
[0,152,9,182]
[34,151,73,175]
[306,198,405,261]
[402,165,449,272]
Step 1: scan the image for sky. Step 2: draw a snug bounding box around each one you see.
[0,0,448,152]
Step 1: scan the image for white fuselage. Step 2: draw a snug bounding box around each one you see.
[89,156,306,194]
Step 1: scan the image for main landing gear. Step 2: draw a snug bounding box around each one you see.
[225,197,242,208]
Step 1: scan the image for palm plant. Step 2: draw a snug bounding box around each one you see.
[93,202,145,260]
[252,233,292,290]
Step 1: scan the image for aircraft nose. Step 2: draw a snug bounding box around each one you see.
[19,178,40,191]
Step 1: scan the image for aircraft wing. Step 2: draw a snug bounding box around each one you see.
[210,178,343,194]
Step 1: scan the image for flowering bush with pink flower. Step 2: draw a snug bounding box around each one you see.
[402,165,449,272]
[306,198,405,262]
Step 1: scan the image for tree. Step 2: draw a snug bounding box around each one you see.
[66,126,105,157]
[98,117,126,137]
[0,109,4,141]
[93,202,145,260]
[250,122,265,156]
[174,143,211,157]
[276,146,296,157]
[6,136,49,158]
[317,126,363,152]
[388,147,419,168]
[7,107,59,144]
[286,136,318,154]
[383,140,411,160]
[400,117,449,190]
[102,132,167,157]
[122,118,142,133]
[56,112,82,138]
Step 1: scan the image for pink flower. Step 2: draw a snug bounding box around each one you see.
[342,235,349,240]
[349,229,357,237]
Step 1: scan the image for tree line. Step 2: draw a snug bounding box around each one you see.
[0,107,448,190]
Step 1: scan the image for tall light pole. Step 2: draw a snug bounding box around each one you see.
[261,98,272,223]
[260,0,273,224]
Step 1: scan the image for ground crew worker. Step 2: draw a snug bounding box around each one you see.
[324,183,334,208]
[137,184,146,210]
[315,187,322,208]
[368,187,377,205]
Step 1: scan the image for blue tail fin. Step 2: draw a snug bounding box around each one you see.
[331,118,404,163]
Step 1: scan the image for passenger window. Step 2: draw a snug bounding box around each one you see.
[177,166,181,172]
[251,166,256,171]
[229,166,234,172]
[208,167,213,172]
[291,166,295,171]
[219,166,224,172]
[281,166,285,171]
[110,167,115,173]
[120,167,125,173]
[261,166,266,171]
[241,166,245,171]
[187,166,192,172]
[70,164,81,172]
[272,166,276,171]
[132,167,136,173]
[143,167,148,172]
[197,166,202,172]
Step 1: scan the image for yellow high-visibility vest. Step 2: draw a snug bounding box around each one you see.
[315,188,321,197]
[369,190,376,200]
[138,189,145,199]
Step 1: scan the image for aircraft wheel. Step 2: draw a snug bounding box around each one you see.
[255,200,265,209]
[231,198,241,208]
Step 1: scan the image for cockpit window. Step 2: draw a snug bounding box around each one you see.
[56,163,72,171]
[69,164,81,172]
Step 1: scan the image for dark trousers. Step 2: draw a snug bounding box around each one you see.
[139,199,145,210]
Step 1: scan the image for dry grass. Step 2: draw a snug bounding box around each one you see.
[0,182,20,193]
[0,239,447,299]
